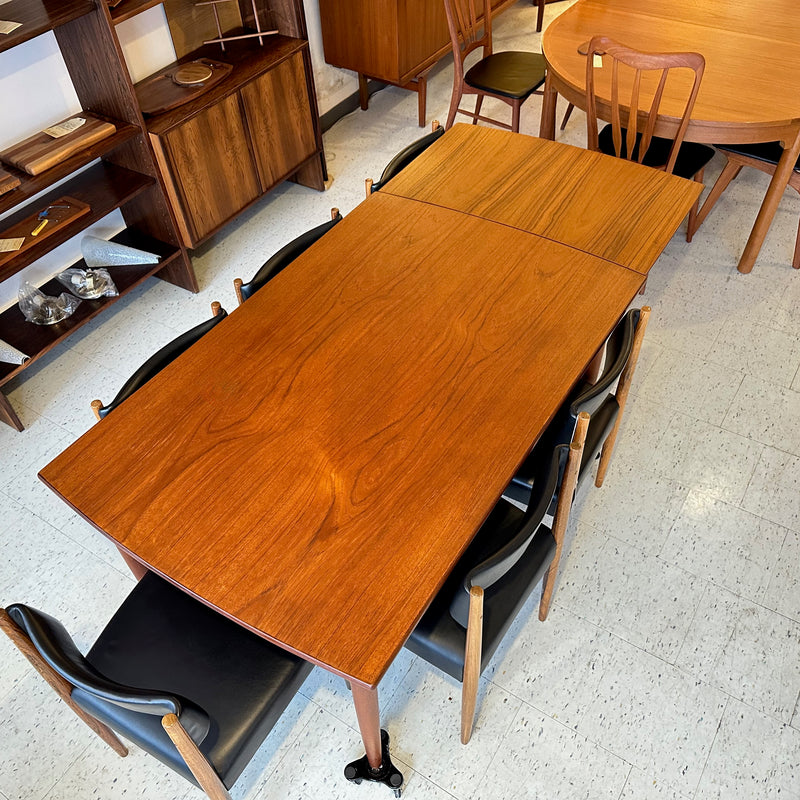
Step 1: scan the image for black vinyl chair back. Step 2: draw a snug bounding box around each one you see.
[236,210,343,303]
[504,308,641,507]
[368,123,444,194]
[95,307,227,419]
[449,443,567,627]
[6,604,210,739]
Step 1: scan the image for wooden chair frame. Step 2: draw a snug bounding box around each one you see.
[91,301,224,421]
[1,607,235,800]
[443,0,543,133]
[689,151,800,267]
[233,209,341,306]
[585,37,706,237]
[585,36,705,175]
[365,122,441,198]
[459,412,590,742]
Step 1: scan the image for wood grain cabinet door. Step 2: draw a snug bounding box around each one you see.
[240,52,317,191]
[158,93,261,245]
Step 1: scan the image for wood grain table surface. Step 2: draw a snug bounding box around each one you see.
[40,191,643,690]
[539,0,800,274]
[383,124,701,275]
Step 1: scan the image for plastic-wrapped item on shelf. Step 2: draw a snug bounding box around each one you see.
[18,281,80,326]
[57,267,118,299]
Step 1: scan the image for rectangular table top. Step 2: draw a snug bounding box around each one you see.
[40,192,643,688]
[382,124,702,274]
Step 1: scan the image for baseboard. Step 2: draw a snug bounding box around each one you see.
[320,79,387,133]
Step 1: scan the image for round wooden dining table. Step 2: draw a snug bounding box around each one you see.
[538,0,800,273]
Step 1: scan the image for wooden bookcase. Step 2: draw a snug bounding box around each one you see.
[0,0,325,431]
[0,0,197,432]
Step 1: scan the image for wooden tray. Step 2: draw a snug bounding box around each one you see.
[0,167,20,197]
[135,59,233,116]
[0,115,117,176]
[0,196,90,269]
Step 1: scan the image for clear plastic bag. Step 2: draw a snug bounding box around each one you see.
[57,267,118,299]
[18,281,81,325]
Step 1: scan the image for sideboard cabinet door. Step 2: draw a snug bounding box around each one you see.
[156,93,261,245]
[240,52,318,191]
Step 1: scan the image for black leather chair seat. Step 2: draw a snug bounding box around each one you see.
[598,124,714,179]
[465,51,546,99]
[715,140,800,172]
[71,573,313,789]
[405,500,556,680]
[504,390,619,507]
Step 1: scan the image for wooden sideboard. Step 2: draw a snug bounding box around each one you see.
[148,38,323,247]
[318,0,529,126]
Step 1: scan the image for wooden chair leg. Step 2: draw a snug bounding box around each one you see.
[595,306,651,488]
[539,412,589,622]
[417,74,428,127]
[511,100,521,133]
[536,0,545,32]
[559,102,574,131]
[358,73,369,111]
[793,207,800,269]
[689,159,742,238]
[473,94,484,126]
[0,609,128,758]
[461,586,483,744]
[686,167,705,242]
[163,714,231,800]
[446,80,463,130]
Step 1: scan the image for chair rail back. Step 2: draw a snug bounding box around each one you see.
[585,35,705,174]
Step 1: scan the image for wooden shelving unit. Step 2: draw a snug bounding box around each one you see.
[0,230,181,386]
[0,0,197,432]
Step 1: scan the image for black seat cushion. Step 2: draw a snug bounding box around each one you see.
[465,51,547,100]
[598,123,714,179]
[405,499,555,680]
[71,573,312,789]
[716,140,800,172]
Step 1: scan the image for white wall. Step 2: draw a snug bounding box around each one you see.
[0,1,352,310]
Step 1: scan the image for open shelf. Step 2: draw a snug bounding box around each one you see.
[110,0,165,25]
[0,121,141,215]
[0,0,95,53]
[0,162,155,282]
[0,228,182,385]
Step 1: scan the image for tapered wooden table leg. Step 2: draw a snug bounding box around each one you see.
[345,684,403,795]
[539,72,558,140]
[738,123,800,273]
[352,684,382,768]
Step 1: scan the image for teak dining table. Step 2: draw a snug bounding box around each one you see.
[39,127,697,793]
[539,0,800,274]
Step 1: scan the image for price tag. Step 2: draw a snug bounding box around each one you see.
[43,117,87,139]
[0,237,25,253]
[593,54,603,68]
[0,19,22,34]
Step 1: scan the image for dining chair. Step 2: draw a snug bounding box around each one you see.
[442,0,547,133]
[0,572,313,800]
[584,36,714,239]
[405,416,588,744]
[503,307,651,616]
[688,142,800,265]
[90,302,227,420]
[233,209,343,305]
[365,121,444,196]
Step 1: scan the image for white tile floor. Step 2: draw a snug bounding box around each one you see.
[2,1,800,798]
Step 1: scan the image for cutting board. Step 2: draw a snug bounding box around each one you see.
[136,60,233,116]
[0,115,117,177]
[0,167,20,197]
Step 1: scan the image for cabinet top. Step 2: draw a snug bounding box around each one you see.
[0,0,95,53]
